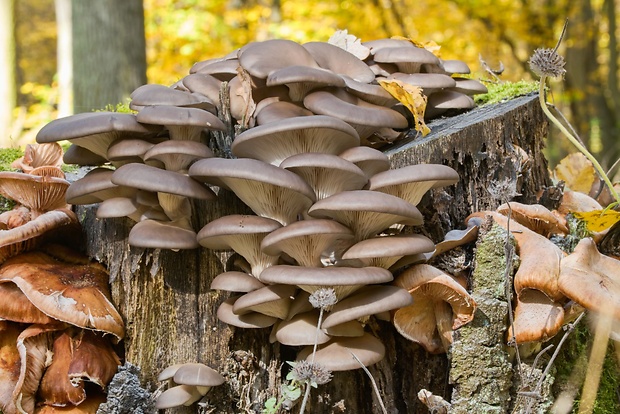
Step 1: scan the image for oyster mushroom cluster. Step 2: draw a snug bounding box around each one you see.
[0,145,124,414]
[155,362,224,409]
[35,35,487,251]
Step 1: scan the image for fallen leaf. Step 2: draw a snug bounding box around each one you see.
[378,79,430,136]
[573,209,620,232]
[554,153,597,194]
[390,36,441,56]
[328,29,370,60]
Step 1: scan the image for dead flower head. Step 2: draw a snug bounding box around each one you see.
[528,48,566,79]
[309,287,338,310]
[289,360,333,386]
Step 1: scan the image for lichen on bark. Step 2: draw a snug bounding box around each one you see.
[449,221,516,413]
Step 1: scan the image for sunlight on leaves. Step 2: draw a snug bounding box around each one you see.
[378,79,430,136]
[554,153,598,194]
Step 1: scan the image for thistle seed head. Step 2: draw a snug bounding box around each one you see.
[528,48,566,79]
[289,360,333,385]
[309,287,338,310]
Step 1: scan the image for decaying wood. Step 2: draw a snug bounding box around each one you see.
[78,93,550,413]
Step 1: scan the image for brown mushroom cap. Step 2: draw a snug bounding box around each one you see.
[231,115,360,166]
[11,143,63,173]
[0,282,57,324]
[321,285,413,328]
[296,332,385,371]
[558,237,620,320]
[189,157,316,225]
[0,171,70,215]
[368,164,460,206]
[0,251,125,340]
[496,202,568,237]
[307,190,424,241]
[259,264,393,299]
[260,219,354,268]
[0,321,21,414]
[507,289,565,344]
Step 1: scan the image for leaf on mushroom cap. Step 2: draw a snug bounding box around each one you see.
[0,209,80,265]
[296,332,385,371]
[111,163,216,201]
[231,115,360,166]
[0,321,21,414]
[303,88,409,140]
[393,264,476,353]
[260,219,354,268]
[14,323,65,414]
[321,285,413,329]
[259,264,393,299]
[216,296,278,329]
[36,112,158,159]
[338,146,391,178]
[238,39,320,79]
[303,41,375,83]
[232,284,297,319]
[197,214,282,278]
[496,202,568,237]
[0,250,125,340]
[0,171,70,215]
[368,164,459,206]
[11,143,63,173]
[280,152,368,200]
[210,271,266,293]
[273,311,332,346]
[143,140,214,173]
[507,289,565,344]
[307,190,423,241]
[189,157,316,226]
[341,234,435,269]
[558,237,620,320]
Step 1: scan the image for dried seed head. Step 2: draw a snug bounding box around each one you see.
[290,360,333,385]
[528,48,566,79]
[309,287,338,310]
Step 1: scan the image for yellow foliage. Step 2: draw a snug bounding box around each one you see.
[554,152,598,194]
[573,210,620,233]
[378,79,430,136]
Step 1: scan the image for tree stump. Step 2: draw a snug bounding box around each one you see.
[78,93,550,413]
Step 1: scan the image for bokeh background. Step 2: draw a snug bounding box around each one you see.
[2,0,619,171]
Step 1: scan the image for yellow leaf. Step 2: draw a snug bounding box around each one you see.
[554,153,597,194]
[390,36,441,56]
[573,209,620,232]
[378,79,430,136]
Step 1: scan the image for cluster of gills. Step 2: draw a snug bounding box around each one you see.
[33,36,489,372]
[0,144,124,414]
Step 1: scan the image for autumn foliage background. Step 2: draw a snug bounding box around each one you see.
[5,0,620,174]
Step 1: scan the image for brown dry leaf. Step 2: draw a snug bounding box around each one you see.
[378,79,430,136]
[554,153,597,193]
[235,66,256,129]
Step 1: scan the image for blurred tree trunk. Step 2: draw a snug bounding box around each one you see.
[71,0,146,112]
[55,0,72,117]
[0,0,16,147]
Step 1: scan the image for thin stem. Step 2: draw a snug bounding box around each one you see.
[538,78,620,206]
[299,306,325,413]
[351,352,388,414]
[578,312,612,414]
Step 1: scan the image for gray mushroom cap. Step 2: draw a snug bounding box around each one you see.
[303,41,376,83]
[296,332,386,371]
[65,168,136,205]
[63,144,108,166]
[217,296,278,328]
[338,146,391,178]
[232,284,297,319]
[388,73,457,95]
[130,84,215,110]
[341,234,436,269]
[210,271,266,292]
[181,73,223,107]
[143,140,214,172]
[266,65,346,101]
[128,219,199,249]
[255,101,314,125]
[136,105,226,141]
[238,39,319,79]
[231,115,360,166]
[373,46,441,74]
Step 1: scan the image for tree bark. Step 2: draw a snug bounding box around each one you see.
[71,0,146,112]
[0,0,16,147]
[78,94,550,413]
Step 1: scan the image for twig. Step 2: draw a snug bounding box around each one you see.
[350,352,388,414]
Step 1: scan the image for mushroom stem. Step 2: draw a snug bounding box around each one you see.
[537,77,620,208]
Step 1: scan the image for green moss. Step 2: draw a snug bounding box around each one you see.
[98,100,136,114]
[553,322,620,413]
[474,80,540,106]
[0,148,23,171]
